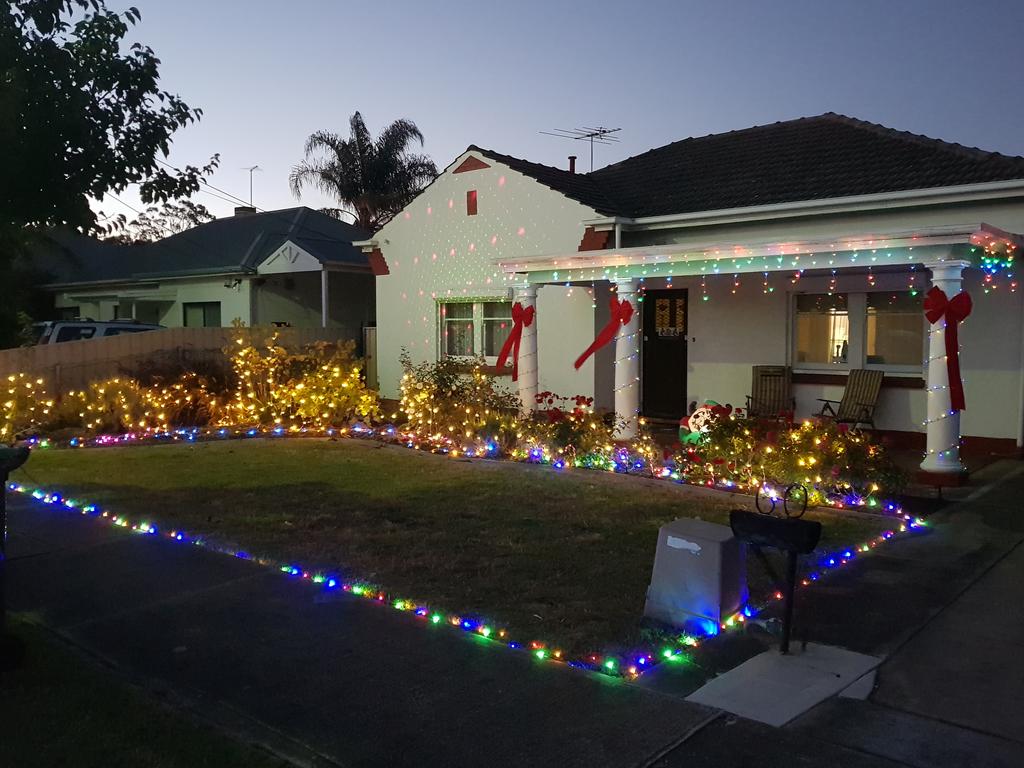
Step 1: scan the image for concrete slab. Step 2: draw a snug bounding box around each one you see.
[792,697,1024,768]
[838,669,876,699]
[872,541,1024,743]
[685,643,880,727]
[654,714,904,767]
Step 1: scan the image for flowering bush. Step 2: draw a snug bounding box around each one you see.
[518,391,614,459]
[673,416,906,508]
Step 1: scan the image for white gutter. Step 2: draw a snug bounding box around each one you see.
[582,179,1024,232]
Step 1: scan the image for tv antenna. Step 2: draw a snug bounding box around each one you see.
[539,126,621,171]
[242,165,262,206]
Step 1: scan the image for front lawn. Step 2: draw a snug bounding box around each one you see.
[17,439,887,654]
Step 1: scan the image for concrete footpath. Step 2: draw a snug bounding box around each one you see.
[787,460,1024,768]
[6,493,905,768]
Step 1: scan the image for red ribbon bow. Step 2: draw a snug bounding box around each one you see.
[924,285,972,412]
[574,297,634,370]
[496,301,535,381]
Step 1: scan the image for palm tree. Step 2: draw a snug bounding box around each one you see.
[289,112,438,232]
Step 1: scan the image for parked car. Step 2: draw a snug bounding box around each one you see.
[33,319,165,344]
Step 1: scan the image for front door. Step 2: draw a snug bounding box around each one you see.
[642,289,688,419]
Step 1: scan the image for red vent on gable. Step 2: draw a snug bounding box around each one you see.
[467,190,478,216]
[453,156,491,173]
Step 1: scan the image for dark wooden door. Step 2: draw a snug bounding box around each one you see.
[642,290,688,419]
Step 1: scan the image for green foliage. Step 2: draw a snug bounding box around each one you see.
[221,330,380,428]
[398,352,519,449]
[1,1,217,237]
[674,417,907,508]
[1,372,53,441]
[0,1,218,342]
[105,200,215,243]
[290,112,437,231]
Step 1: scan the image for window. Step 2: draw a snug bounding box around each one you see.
[55,325,96,342]
[466,189,478,216]
[794,293,849,366]
[103,326,150,337]
[440,300,513,360]
[442,302,475,356]
[183,302,222,328]
[482,302,512,356]
[866,292,924,368]
[792,291,923,373]
[57,306,79,321]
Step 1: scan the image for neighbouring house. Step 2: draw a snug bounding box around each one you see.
[360,113,1024,478]
[37,206,376,339]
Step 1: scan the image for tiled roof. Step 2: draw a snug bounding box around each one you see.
[41,207,371,286]
[471,114,1024,219]
[466,145,621,215]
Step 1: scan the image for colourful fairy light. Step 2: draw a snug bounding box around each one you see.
[8,479,926,682]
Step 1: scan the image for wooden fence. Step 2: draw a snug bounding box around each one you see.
[0,327,355,394]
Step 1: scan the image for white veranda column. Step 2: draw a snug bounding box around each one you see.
[320,266,329,328]
[613,278,641,439]
[920,258,970,474]
[514,284,539,413]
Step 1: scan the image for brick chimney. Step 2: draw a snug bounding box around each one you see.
[234,206,257,216]
[568,155,577,174]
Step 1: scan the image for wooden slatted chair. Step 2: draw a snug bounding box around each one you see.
[745,365,795,421]
[817,369,884,429]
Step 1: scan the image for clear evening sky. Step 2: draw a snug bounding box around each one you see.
[110,0,1024,220]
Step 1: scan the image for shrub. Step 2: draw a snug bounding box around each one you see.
[517,392,615,460]
[1,373,54,441]
[221,330,379,428]
[674,416,906,508]
[56,377,157,434]
[398,352,519,450]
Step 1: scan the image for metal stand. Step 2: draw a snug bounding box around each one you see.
[780,551,798,655]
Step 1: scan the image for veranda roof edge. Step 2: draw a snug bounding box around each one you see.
[496,223,1021,283]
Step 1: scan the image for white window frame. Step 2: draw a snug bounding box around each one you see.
[437,299,513,363]
[791,290,924,376]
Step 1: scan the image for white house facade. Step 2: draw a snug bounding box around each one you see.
[364,114,1024,477]
[364,149,608,407]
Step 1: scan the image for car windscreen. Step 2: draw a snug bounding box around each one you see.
[55,325,97,342]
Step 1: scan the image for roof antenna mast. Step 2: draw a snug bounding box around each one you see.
[242,165,262,206]
[539,126,621,171]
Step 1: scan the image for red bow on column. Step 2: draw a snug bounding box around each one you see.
[574,296,634,370]
[496,301,535,381]
[924,285,972,412]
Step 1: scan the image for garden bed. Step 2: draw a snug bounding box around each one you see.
[17,438,893,656]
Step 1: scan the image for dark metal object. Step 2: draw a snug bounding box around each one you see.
[730,501,822,655]
[0,445,30,668]
[539,126,621,171]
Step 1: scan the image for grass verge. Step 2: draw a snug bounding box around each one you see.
[17,438,888,653]
[0,618,287,768]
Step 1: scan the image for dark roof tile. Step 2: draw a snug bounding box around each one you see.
[41,207,370,286]
[471,114,1024,219]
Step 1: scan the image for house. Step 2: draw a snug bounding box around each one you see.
[40,206,376,338]
[361,113,1024,478]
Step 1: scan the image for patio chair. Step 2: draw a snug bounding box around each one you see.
[817,369,884,429]
[745,365,795,421]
